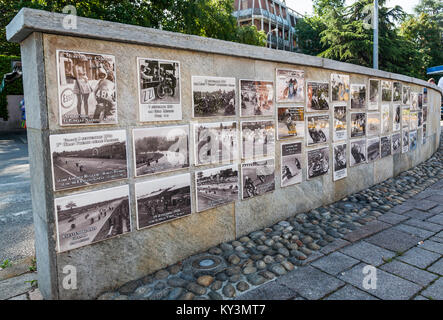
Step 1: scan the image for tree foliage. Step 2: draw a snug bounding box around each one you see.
[295,0,443,80]
[0,0,266,56]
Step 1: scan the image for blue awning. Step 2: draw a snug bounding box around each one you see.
[427,65,443,75]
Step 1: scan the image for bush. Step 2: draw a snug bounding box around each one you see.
[0,55,23,120]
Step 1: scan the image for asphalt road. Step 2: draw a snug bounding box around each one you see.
[0,132,34,263]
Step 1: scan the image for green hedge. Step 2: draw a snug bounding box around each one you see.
[0,55,24,121]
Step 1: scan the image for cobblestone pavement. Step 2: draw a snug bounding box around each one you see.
[94,135,443,301]
[0,132,34,263]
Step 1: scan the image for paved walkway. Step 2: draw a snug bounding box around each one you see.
[0,132,34,263]
[237,179,443,300]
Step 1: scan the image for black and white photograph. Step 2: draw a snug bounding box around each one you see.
[137,57,181,121]
[402,130,409,153]
[418,111,423,128]
[381,80,392,102]
[393,82,402,102]
[57,50,117,126]
[423,106,427,123]
[380,136,391,158]
[423,124,427,145]
[418,93,423,109]
[351,112,366,138]
[367,137,380,162]
[135,173,191,229]
[392,133,401,154]
[402,85,410,105]
[192,76,236,117]
[241,158,275,199]
[307,114,329,146]
[402,106,410,128]
[240,80,274,116]
[369,79,379,110]
[331,73,350,102]
[381,104,390,134]
[276,69,305,103]
[350,84,366,109]
[50,130,128,191]
[411,92,419,110]
[307,82,329,112]
[277,106,305,140]
[393,104,401,132]
[307,146,329,179]
[423,87,428,105]
[350,139,367,166]
[133,125,189,176]
[333,143,347,181]
[367,112,381,136]
[241,120,275,159]
[410,111,418,130]
[333,105,347,142]
[194,122,238,165]
[409,130,417,151]
[55,185,131,252]
[195,165,239,212]
[281,142,303,187]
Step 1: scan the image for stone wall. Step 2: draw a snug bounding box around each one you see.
[7,8,442,299]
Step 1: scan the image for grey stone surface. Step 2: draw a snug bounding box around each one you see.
[419,240,443,254]
[425,195,443,204]
[403,219,443,232]
[339,241,396,266]
[343,221,391,242]
[402,209,436,221]
[0,272,36,300]
[311,252,360,276]
[411,200,439,211]
[380,260,438,286]
[275,266,345,300]
[427,214,443,226]
[377,212,410,225]
[338,263,422,300]
[397,247,441,269]
[324,285,378,300]
[365,229,421,252]
[235,280,297,300]
[320,239,351,255]
[420,278,443,300]
[390,204,415,214]
[428,205,443,215]
[393,224,435,239]
[427,258,443,275]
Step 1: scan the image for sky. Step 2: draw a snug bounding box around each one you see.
[285,0,420,16]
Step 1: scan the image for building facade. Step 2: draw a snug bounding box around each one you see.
[233,0,301,51]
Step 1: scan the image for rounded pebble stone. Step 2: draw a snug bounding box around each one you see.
[222,284,236,298]
[237,281,250,292]
[197,275,214,287]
